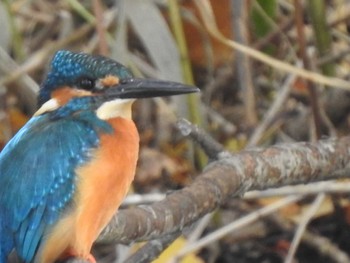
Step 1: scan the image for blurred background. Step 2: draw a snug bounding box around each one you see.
[2,0,350,262]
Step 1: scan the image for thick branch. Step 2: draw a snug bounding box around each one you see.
[98,136,350,244]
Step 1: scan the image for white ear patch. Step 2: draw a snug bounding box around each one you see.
[96,99,134,120]
[34,99,59,116]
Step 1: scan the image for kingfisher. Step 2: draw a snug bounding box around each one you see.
[0,50,199,263]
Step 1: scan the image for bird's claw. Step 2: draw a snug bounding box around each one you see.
[59,249,96,263]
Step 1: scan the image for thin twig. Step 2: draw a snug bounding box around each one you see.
[186,213,214,243]
[123,180,350,207]
[193,0,350,90]
[268,204,350,263]
[92,0,108,55]
[231,0,257,126]
[169,213,214,263]
[124,232,181,263]
[247,71,297,147]
[245,181,350,199]
[202,105,237,136]
[294,0,322,140]
[302,231,350,263]
[173,195,302,258]
[252,2,297,59]
[0,23,93,87]
[253,17,294,51]
[122,193,165,207]
[177,118,225,159]
[284,193,325,263]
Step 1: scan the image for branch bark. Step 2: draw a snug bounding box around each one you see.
[98,135,350,245]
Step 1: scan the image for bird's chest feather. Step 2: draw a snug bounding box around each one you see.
[38,117,140,263]
[75,117,139,226]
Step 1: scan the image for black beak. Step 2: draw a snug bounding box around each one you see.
[103,78,199,99]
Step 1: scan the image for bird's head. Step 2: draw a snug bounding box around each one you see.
[36,50,199,119]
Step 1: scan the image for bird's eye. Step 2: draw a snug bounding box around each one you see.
[77,77,95,90]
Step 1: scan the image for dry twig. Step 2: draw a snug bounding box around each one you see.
[284,193,325,263]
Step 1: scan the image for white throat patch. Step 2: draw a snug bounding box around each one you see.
[96,99,134,120]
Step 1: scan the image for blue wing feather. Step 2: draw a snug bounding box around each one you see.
[0,105,113,262]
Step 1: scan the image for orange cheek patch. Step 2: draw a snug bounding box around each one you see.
[100,75,120,87]
[52,87,93,105]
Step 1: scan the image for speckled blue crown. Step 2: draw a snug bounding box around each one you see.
[38,50,133,106]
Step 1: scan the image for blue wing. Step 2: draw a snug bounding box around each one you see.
[0,107,112,262]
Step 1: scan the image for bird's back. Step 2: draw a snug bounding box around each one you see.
[0,106,112,262]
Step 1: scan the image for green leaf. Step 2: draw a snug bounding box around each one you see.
[251,0,277,38]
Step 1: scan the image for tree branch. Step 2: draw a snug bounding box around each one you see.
[98,136,350,244]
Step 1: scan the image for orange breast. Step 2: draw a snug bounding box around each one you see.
[39,117,139,263]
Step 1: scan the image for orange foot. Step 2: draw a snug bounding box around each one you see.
[60,249,96,263]
[84,253,96,263]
